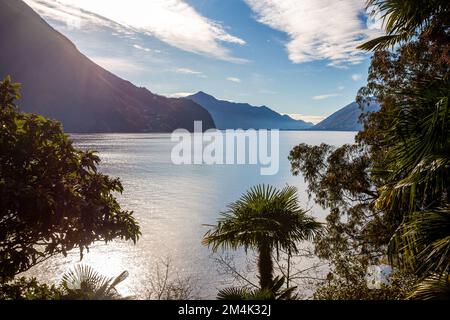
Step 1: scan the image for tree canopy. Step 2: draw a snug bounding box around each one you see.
[289,0,450,299]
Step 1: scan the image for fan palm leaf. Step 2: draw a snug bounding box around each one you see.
[376,78,450,212]
[389,205,450,275]
[217,276,296,300]
[61,264,129,300]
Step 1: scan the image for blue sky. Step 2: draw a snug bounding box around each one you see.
[24,0,382,123]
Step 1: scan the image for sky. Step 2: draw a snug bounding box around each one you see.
[24,0,383,123]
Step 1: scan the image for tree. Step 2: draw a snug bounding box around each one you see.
[357,0,450,293]
[0,76,141,281]
[288,0,449,299]
[203,184,321,290]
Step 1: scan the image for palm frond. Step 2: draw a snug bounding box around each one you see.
[360,0,450,51]
[217,276,297,300]
[389,205,450,275]
[376,78,450,212]
[217,287,254,300]
[203,184,322,253]
[409,273,450,300]
[60,264,129,300]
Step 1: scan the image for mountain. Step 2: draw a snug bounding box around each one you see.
[0,0,214,133]
[313,100,380,131]
[186,91,313,130]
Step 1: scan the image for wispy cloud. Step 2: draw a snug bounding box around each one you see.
[174,67,207,78]
[337,86,345,91]
[285,113,325,124]
[133,44,152,52]
[91,56,142,74]
[351,74,363,81]
[175,68,201,75]
[312,93,341,101]
[244,0,382,66]
[165,92,195,98]
[24,0,246,62]
[226,77,241,83]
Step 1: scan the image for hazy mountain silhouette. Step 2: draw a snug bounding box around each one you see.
[186,91,313,130]
[313,100,380,131]
[0,0,215,132]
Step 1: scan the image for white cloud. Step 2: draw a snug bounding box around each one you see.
[176,68,201,75]
[226,77,241,83]
[366,5,384,30]
[175,68,202,75]
[351,74,363,81]
[244,0,382,66]
[133,44,152,52]
[165,92,195,98]
[91,56,142,73]
[24,0,246,62]
[338,86,345,91]
[312,93,340,101]
[285,114,325,124]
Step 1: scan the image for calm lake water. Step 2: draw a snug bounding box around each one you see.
[27,131,356,298]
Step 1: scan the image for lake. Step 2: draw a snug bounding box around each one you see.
[27,131,356,298]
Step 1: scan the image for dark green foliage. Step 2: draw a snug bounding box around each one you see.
[314,268,416,300]
[0,264,130,300]
[0,277,62,300]
[203,184,321,290]
[0,76,141,281]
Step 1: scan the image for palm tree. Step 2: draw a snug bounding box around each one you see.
[203,184,322,289]
[359,0,450,51]
[60,264,130,300]
[217,276,296,300]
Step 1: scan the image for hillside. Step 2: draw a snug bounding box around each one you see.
[0,0,215,133]
[186,91,313,130]
[313,100,380,131]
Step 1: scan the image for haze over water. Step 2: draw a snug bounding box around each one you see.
[27,131,355,298]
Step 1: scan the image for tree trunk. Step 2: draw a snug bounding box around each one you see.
[258,242,273,289]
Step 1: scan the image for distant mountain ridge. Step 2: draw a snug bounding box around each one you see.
[313,100,380,131]
[0,0,215,133]
[186,91,313,130]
